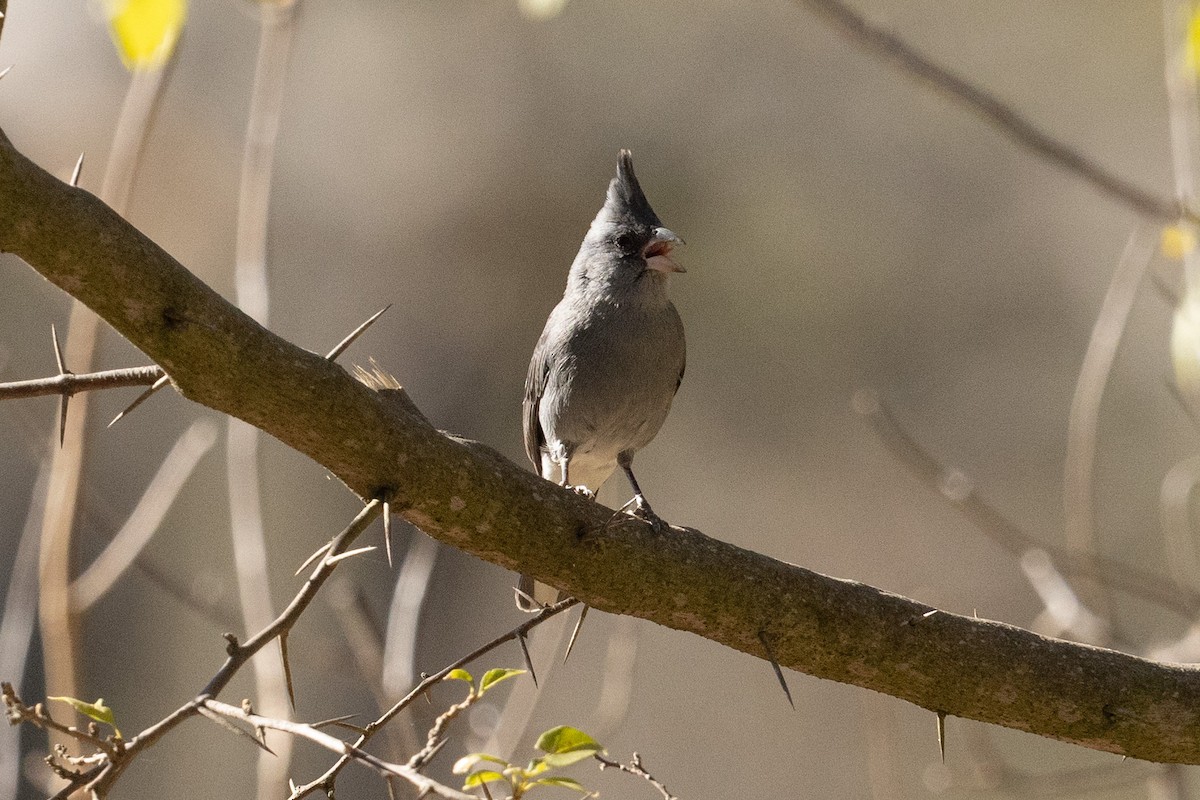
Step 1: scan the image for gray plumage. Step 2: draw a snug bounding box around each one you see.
[518,150,686,610]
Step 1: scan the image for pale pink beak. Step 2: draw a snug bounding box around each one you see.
[643,227,686,273]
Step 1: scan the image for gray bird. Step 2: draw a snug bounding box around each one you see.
[518,150,686,610]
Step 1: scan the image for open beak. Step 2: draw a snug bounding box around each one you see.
[643,227,686,273]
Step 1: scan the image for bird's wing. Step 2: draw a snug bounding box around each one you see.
[674,304,686,395]
[523,325,553,468]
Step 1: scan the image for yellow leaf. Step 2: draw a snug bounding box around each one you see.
[1188,5,1200,75]
[49,696,122,738]
[1162,224,1197,261]
[105,0,187,70]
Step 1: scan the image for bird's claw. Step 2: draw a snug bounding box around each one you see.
[615,495,670,532]
[564,484,597,500]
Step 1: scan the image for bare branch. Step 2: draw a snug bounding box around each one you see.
[857,390,1200,619]
[0,364,163,401]
[200,699,476,800]
[595,752,678,800]
[289,597,579,798]
[72,501,383,796]
[1,685,118,759]
[793,0,1192,223]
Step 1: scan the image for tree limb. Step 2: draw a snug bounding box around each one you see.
[2,127,1200,764]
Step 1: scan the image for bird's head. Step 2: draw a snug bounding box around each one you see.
[576,150,685,283]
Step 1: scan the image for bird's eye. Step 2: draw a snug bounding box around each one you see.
[614,231,637,252]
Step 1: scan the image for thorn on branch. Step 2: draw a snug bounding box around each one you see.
[563,604,589,663]
[280,633,296,710]
[51,324,70,445]
[936,710,947,763]
[296,540,333,576]
[757,630,794,709]
[197,703,275,755]
[902,608,939,627]
[325,304,391,362]
[109,373,170,427]
[517,632,538,687]
[224,632,241,656]
[383,496,393,568]
[69,153,84,187]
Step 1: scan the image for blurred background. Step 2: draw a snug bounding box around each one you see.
[0,0,1193,797]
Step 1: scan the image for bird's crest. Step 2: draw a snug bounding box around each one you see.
[603,149,662,228]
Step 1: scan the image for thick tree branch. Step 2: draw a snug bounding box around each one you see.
[3,128,1200,764]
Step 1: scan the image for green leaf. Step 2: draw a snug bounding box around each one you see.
[49,696,121,737]
[531,776,588,792]
[479,668,525,695]
[535,726,603,758]
[103,0,188,70]
[540,750,599,768]
[444,668,473,684]
[525,758,549,776]
[462,770,507,788]
[452,753,509,775]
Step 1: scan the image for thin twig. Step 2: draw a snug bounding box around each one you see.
[0,365,163,401]
[288,597,580,799]
[80,501,384,796]
[1,685,119,759]
[201,699,475,800]
[793,0,1194,223]
[857,391,1200,618]
[594,752,679,800]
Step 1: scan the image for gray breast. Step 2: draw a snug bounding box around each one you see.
[540,297,684,460]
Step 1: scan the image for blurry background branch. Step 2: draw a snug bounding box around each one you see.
[795,0,1192,223]
[6,127,1200,766]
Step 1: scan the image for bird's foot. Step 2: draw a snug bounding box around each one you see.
[615,494,670,532]
[564,483,597,500]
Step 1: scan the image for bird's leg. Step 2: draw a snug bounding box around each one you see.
[618,459,668,530]
[558,457,596,499]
